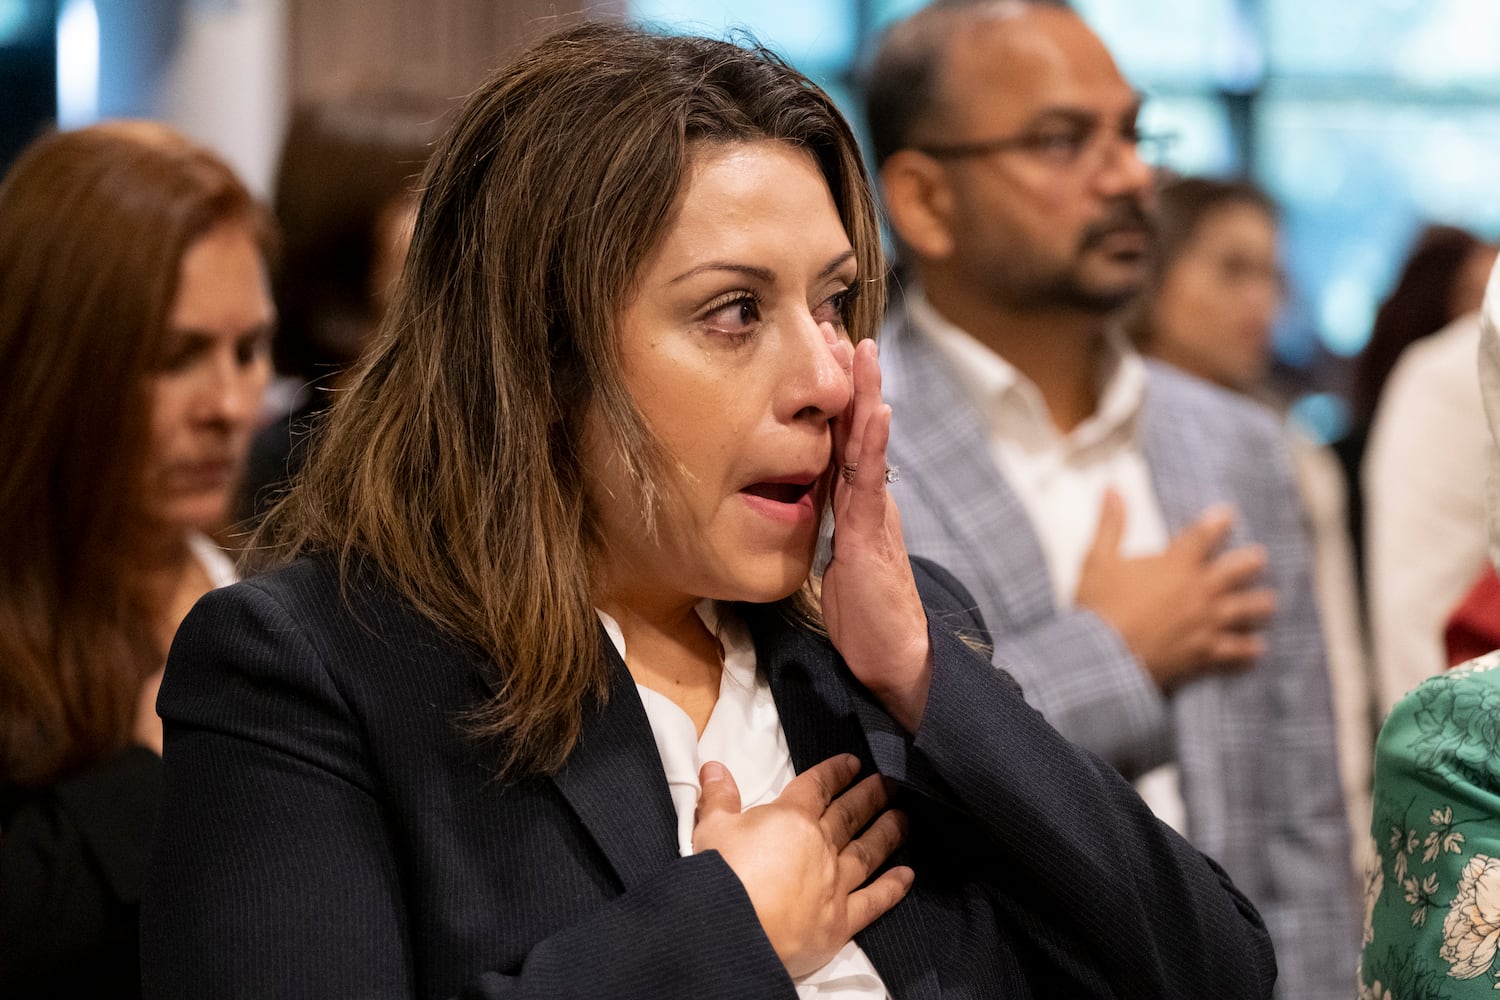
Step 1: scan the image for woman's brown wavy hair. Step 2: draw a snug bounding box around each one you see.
[255,21,886,779]
[0,121,266,788]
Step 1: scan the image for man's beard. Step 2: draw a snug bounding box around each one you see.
[994,198,1155,315]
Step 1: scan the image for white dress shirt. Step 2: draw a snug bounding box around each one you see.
[187,531,238,588]
[598,604,891,1000]
[909,291,1186,832]
[910,293,1169,607]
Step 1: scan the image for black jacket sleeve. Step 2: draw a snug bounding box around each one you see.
[856,558,1278,999]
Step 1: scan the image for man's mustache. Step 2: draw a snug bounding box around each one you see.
[1079,200,1154,251]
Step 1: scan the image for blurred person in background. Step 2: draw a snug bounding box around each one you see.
[0,121,273,998]
[1334,224,1497,600]
[1361,229,1499,715]
[1127,174,1373,874]
[1360,253,1500,998]
[1126,177,1283,391]
[865,2,1355,996]
[236,95,441,528]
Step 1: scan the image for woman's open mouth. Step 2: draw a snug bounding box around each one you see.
[742,480,815,504]
[739,475,819,524]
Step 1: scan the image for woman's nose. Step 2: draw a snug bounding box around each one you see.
[785,314,853,422]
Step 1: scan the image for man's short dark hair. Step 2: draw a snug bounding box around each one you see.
[862,0,1072,169]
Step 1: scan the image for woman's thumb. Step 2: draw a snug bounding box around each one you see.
[695,760,742,820]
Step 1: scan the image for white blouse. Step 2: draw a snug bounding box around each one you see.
[597,603,891,1000]
[186,531,238,588]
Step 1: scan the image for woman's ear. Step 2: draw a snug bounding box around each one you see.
[879,150,956,262]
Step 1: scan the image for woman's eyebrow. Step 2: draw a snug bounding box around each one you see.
[819,250,857,280]
[668,250,857,287]
[668,262,775,286]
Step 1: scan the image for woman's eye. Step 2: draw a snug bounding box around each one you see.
[814,288,852,330]
[703,294,761,340]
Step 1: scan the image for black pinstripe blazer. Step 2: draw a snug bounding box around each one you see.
[140,555,1276,998]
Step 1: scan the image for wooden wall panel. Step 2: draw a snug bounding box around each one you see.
[289,0,622,103]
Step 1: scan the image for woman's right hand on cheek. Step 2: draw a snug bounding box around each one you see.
[690,753,912,979]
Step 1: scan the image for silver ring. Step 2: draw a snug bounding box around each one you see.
[839,463,900,485]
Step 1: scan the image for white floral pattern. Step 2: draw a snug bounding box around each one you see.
[1440,855,1500,980]
[1407,873,1442,927]
[1358,978,1396,1000]
[1426,807,1468,864]
[1366,837,1384,947]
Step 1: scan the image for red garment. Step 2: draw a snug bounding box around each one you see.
[1445,564,1500,666]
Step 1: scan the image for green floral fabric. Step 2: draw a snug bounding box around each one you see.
[1362,650,1500,999]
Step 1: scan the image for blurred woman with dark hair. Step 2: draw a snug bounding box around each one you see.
[0,121,273,996]
[237,95,442,527]
[1126,175,1284,391]
[1334,225,1497,608]
[1360,227,1500,713]
[1130,174,1372,875]
[1350,224,1496,444]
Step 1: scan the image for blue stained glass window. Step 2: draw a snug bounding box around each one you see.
[1075,0,1262,91]
[1139,94,1237,177]
[870,0,929,34]
[1266,0,1500,90]
[0,0,49,46]
[1259,95,1500,356]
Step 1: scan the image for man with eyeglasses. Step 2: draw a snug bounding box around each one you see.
[864,3,1357,998]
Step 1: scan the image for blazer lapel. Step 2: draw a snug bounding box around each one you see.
[1138,365,1236,856]
[545,629,681,891]
[882,310,1060,628]
[741,602,862,771]
[744,602,942,1000]
[1138,364,1215,536]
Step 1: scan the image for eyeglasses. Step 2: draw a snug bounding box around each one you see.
[912,120,1175,172]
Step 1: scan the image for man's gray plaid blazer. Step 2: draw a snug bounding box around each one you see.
[879,300,1359,1000]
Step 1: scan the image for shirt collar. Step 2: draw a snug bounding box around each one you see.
[905,286,1147,453]
[596,600,758,692]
